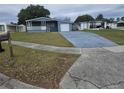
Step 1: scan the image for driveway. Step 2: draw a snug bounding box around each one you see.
[60,47,124,89]
[60,31,117,48]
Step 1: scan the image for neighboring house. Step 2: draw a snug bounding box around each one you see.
[0,23,26,32]
[106,22,117,29]
[17,24,26,32]
[77,21,107,30]
[26,17,73,32]
[76,21,122,30]
[117,20,124,30]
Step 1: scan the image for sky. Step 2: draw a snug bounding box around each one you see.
[0,4,124,23]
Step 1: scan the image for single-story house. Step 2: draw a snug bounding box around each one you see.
[77,21,107,30]
[117,21,124,30]
[17,24,26,32]
[0,23,26,32]
[76,21,120,30]
[106,22,117,29]
[26,17,73,32]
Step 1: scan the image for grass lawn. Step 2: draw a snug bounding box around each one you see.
[0,43,79,88]
[11,32,73,47]
[83,29,124,45]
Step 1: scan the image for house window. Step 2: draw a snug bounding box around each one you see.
[31,21,46,26]
[32,21,41,26]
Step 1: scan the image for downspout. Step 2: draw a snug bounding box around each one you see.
[4,23,7,32]
[45,21,47,32]
[57,21,60,32]
[41,21,42,32]
[25,21,28,32]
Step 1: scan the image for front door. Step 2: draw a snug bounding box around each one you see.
[46,21,58,32]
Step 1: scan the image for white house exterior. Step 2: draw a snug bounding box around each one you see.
[17,25,26,32]
[77,21,123,30]
[0,23,26,32]
[26,17,72,32]
[106,23,117,29]
[80,22,90,30]
[117,21,124,30]
[78,21,106,30]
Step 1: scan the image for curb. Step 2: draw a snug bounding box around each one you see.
[0,73,41,89]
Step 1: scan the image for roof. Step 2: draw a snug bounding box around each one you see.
[117,20,124,23]
[26,17,73,23]
[0,23,25,27]
[79,21,104,23]
[0,23,17,26]
[79,21,118,24]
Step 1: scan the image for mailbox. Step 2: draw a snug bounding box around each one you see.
[0,32,9,52]
[0,32,9,41]
[0,32,13,57]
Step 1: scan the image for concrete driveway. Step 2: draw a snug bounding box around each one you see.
[60,47,124,89]
[60,31,117,48]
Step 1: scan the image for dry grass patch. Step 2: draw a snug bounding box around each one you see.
[0,43,79,88]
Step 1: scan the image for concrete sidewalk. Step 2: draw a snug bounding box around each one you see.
[9,41,124,54]
[0,73,40,89]
[8,41,82,54]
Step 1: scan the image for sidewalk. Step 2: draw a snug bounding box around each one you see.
[0,73,40,89]
[10,41,82,54]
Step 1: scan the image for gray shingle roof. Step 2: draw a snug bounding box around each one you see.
[26,17,72,23]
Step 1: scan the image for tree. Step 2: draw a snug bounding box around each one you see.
[96,14,104,21]
[109,18,115,23]
[103,18,111,23]
[121,17,124,21]
[18,4,50,25]
[75,14,94,22]
[116,17,120,22]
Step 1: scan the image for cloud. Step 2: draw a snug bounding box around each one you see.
[0,4,27,23]
[0,4,123,23]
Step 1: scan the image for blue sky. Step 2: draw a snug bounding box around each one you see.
[0,4,124,23]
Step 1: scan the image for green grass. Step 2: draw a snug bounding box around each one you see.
[82,29,124,45]
[11,32,73,47]
[0,43,79,88]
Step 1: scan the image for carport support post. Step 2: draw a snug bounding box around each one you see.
[7,32,14,57]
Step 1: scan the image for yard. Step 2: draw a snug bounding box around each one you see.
[83,29,124,45]
[11,32,74,47]
[0,43,79,88]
